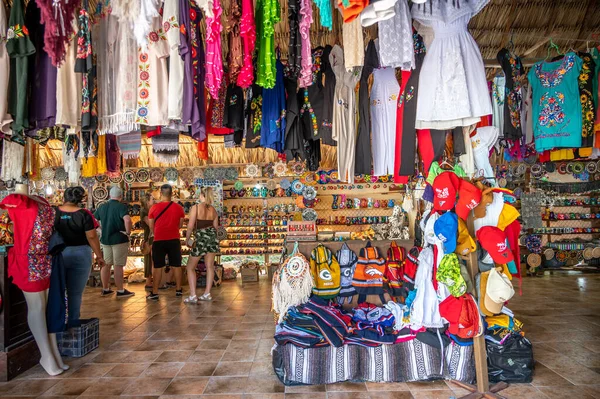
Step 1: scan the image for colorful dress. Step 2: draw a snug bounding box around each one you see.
[260,60,286,152]
[205,0,224,99]
[164,0,184,121]
[491,74,505,138]
[527,52,583,152]
[0,195,54,292]
[577,52,596,147]
[136,15,169,126]
[355,40,379,176]
[237,0,256,88]
[245,85,263,148]
[497,48,524,140]
[256,0,280,88]
[371,68,400,176]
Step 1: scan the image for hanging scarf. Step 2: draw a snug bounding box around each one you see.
[117,130,142,159]
[297,0,313,86]
[152,128,180,163]
[105,134,120,174]
[35,0,79,66]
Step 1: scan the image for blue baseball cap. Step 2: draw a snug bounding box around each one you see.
[434,211,458,254]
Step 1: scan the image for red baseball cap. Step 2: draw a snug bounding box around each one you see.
[456,180,482,220]
[476,226,514,264]
[439,294,481,338]
[432,172,459,211]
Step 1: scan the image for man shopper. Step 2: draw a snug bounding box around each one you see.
[147,184,186,300]
[94,186,134,298]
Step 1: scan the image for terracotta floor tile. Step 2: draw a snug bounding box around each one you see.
[6,379,59,396]
[156,350,194,362]
[531,362,575,386]
[80,377,135,396]
[326,393,371,399]
[221,347,257,362]
[283,394,327,399]
[188,349,226,362]
[284,384,327,393]
[68,364,114,379]
[243,375,285,393]
[120,350,163,363]
[538,385,597,399]
[366,382,411,391]
[120,377,172,396]
[142,362,185,378]
[177,362,219,377]
[163,377,209,395]
[39,378,97,396]
[326,382,368,392]
[105,363,150,378]
[203,377,249,394]
[213,361,253,376]
[406,380,449,391]
[197,339,231,350]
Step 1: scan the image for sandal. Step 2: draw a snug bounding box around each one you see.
[198,293,212,301]
[184,295,198,304]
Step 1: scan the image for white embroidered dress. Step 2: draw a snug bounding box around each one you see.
[413,0,492,129]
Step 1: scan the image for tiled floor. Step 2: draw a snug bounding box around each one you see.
[0,272,599,399]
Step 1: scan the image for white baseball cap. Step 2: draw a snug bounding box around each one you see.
[484,268,515,314]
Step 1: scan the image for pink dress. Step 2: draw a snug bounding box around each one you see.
[298,0,313,87]
[205,0,224,99]
[237,0,256,88]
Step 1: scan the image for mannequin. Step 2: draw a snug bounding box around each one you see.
[2,184,67,375]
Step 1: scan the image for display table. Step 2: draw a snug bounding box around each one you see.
[0,248,41,381]
[273,341,475,385]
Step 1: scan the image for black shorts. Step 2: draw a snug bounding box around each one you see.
[152,239,182,268]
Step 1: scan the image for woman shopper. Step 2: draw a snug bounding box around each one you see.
[184,187,220,303]
[53,187,106,327]
[140,192,155,290]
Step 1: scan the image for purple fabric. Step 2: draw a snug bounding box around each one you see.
[105,134,120,173]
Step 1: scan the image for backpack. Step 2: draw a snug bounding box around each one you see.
[352,242,386,303]
[385,241,405,298]
[309,244,341,299]
[336,243,358,303]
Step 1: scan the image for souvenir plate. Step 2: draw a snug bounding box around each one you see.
[596,160,600,173]
[530,163,543,178]
[96,174,109,183]
[291,180,304,194]
[527,253,541,268]
[234,181,244,190]
[165,167,179,182]
[150,168,163,182]
[266,179,277,190]
[573,162,585,174]
[245,163,260,178]
[41,167,55,180]
[180,168,194,183]
[583,247,594,260]
[498,177,507,188]
[225,167,238,181]
[274,161,287,176]
[556,251,568,262]
[204,168,216,180]
[136,168,150,182]
[566,162,574,174]
[302,186,317,200]
[92,186,108,201]
[544,248,554,260]
[214,168,227,181]
[557,162,567,174]
[55,167,68,181]
[280,178,291,190]
[80,177,96,188]
[302,208,317,222]
[329,170,339,183]
[513,187,523,199]
[290,161,305,176]
[216,226,227,241]
[263,163,275,178]
[544,162,556,173]
[586,161,597,174]
[123,170,136,184]
[193,167,203,178]
[515,164,526,177]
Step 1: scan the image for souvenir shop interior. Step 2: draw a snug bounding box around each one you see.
[0,0,598,396]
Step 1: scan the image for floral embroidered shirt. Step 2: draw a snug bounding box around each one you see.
[136,15,169,126]
[528,52,583,152]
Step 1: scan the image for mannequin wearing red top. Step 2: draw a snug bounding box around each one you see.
[0,184,66,375]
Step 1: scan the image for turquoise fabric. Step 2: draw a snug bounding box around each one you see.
[527,52,583,152]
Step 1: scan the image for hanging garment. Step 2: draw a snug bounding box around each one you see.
[205,0,224,99]
[237,0,256,88]
[409,246,443,329]
[56,32,82,128]
[164,0,184,122]
[34,0,78,66]
[245,84,263,148]
[207,77,234,135]
[0,2,11,134]
[117,130,142,159]
[360,0,396,27]
[342,19,364,71]
[497,49,524,140]
[26,1,57,132]
[331,45,362,183]
[491,74,505,139]
[298,0,313,86]
[133,0,161,47]
[393,69,411,184]
[320,45,336,146]
[223,84,245,133]
[152,128,180,163]
[0,195,54,292]
[578,52,596,147]
[378,0,414,70]
[355,41,379,175]
[7,0,35,136]
[77,5,98,133]
[313,0,332,30]
[135,15,169,126]
[527,53,583,152]
[413,0,492,129]
[181,0,207,140]
[288,0,302,79]
[227,0,243,83]
[299,47,326,141]
[371,67,400,176]
[260,60,286,152]
[399,34,426,177]
[284,70,304,160]
[96,15,137,134]
[256,0,280,88]
[0,140,24,181]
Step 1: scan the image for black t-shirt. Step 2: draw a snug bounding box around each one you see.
[223,84,245,132]
[54,208,96,247]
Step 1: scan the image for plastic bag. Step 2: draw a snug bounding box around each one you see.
[486,334,534,383]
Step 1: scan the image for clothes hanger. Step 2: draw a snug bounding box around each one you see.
[544,38,563,61]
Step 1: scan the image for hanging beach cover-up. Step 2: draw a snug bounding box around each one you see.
[256,0,280,89]
[34,0,79,66]
[237,0,256,88]
[206,0,224,99]
[297,0,313,87]
[134,0,161,47]
[164,0,184,122]
[227,0,243,83]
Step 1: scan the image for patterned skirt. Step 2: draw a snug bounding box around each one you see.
[191,227,219,257]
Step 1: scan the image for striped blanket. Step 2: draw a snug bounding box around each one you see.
[273,340,475,385]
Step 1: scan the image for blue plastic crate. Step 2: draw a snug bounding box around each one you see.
[56,318,99,358]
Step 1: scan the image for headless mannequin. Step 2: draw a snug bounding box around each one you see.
[12,184,67,375]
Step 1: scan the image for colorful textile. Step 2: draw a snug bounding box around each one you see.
[205,0,224,99]
[297,0,313,87]
[34,0,79,66]
[260,60,286,152]
[237,0,256,88]
[191,227,219,257]
[255,0,280,88]
[117,130,142,159]
[152,128,180,163]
